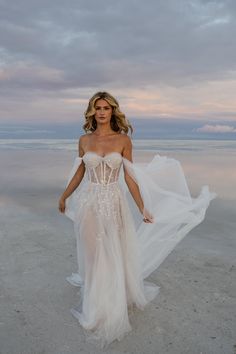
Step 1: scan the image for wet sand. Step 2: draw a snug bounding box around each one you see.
[0,149,235,354]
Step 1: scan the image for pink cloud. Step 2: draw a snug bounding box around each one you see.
[196,124,236,133]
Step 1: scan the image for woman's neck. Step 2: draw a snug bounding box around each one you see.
[93,123,116,136]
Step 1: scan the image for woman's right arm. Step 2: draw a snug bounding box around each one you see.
[58,136,86,213]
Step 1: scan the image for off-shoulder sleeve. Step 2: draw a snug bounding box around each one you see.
[64,157,83,221]
[122,154,217,279]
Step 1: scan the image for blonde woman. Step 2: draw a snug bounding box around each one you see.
[58,91,216,348]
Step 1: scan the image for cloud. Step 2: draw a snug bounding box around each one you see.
[195,124,236,133]
[1,0,236,90]
[0,0,236,123]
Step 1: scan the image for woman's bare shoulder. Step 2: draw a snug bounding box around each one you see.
[120,134,132,146]
[78,133,92,143]
[78,133,92,152]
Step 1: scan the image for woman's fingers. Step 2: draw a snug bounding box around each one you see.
[143,217,153,223]
[58,199,65,213]
[142,208,154,220]
[143,208,154,223]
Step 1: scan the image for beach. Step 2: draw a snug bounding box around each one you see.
[0,142,235,354]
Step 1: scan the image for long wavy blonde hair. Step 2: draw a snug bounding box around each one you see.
[83,91,133,134]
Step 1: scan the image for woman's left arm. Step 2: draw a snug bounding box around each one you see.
[122,136,153,223]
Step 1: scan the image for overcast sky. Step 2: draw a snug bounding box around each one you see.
[0,0,236,136]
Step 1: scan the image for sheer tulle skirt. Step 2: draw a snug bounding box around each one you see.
[68,182,159,347]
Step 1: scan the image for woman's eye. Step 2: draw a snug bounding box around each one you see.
[95,107,110,110]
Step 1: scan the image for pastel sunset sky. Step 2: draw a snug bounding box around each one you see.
[0,0,236,138]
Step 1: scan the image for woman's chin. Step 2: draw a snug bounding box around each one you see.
[96,119,110,124]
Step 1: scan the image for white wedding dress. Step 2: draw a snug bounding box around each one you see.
[64,151,216,347]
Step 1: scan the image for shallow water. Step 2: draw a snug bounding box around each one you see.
[0,138,236,154]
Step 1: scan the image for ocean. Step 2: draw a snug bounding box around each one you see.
[0,138,236,154]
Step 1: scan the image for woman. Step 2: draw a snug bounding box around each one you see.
[58,91,216,348]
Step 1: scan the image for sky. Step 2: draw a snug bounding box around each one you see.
[0,0,236,139]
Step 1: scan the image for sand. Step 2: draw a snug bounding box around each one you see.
[0,149,235,354]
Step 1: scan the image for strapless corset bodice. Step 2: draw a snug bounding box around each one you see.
[83,152,123,185]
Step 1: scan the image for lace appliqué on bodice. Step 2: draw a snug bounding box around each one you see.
[83,152,123,185]
[81,152,123,220]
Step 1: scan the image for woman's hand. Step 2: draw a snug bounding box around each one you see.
[142,208,154,223]
[58,197,66,213]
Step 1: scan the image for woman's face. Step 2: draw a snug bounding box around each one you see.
[94,99,113,125]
